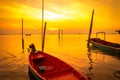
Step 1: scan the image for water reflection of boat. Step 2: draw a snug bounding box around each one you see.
[114,70,120,79]
[28,44,88,80]
[87,49,94,80]
[90,46,120,60]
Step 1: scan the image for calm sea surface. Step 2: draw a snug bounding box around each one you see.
[0,34,120,80]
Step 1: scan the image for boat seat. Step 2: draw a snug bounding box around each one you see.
[39,66,54,73]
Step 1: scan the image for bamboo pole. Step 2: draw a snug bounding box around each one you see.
[42,22,47,52]
[87,9,94,48]
[61,29,63,39]
[58,27,60,40]
[41,0,44,50]
[22,18,24,50]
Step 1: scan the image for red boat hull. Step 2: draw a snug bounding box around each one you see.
[28,51,88,80]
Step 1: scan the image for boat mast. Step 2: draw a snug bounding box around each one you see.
[87,9,94,48]
[22,18,24,50]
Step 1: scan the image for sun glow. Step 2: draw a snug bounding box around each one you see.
[36,10,73,21]
[48,27,58,31]
[0,0,120,34]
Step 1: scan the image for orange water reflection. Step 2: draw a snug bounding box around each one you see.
[0,34,120,80]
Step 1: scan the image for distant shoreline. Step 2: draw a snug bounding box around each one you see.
[0,33,119,35]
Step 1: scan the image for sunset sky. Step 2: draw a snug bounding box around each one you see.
[0,0,120,34]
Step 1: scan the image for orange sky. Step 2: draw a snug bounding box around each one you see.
[0,0,120,34]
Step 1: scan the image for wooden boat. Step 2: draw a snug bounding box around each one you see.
[115,30,120,34]
[90,38,120,54]
[28,44,89,80]
[25,34,31,36]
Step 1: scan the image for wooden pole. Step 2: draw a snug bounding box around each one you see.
[58,27,60,40]
[61,29,63,41]
[87,9,94,48]
[104,32,106,40]
[42,22,47,52]
[22,18,24,50]
[41,0,44,49]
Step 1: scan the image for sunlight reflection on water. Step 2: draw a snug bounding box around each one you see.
[0,34,120,80]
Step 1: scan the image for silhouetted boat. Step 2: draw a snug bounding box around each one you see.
[115,30,120,34]
[25,34,31,36]
[90,38,120,54]
[28,45,88,80]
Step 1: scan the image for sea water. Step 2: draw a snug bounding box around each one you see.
[0,34,120,80]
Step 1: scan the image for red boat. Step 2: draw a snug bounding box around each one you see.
[28,44,89,80]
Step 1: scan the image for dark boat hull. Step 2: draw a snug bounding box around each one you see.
[28,66,43,80]
[90,38,120,55]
